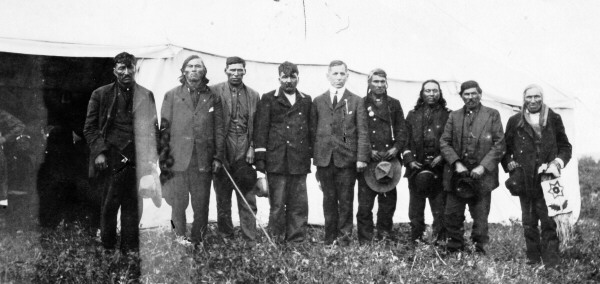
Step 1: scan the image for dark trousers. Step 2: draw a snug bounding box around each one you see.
[214,171,257,240]
[168,150,212,243]
[267,173,308,242]
[408,178,446,242]
[356,175,396,242]
[99,148,141,252]
[317,164,356,243]
[445,190,491,252]
[520,194,560,265]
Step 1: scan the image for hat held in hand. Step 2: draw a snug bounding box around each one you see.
[505,166,525,196]
[364,158,402,193]
[452,172,478,199]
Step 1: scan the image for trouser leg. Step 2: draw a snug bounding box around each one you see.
[267,173,286,239]
[213,173,234,238]
[520,196,541,262]
[469,191,491,253]
[408,180,427,241]
[376,188,396,237]
[444,191,467,251]
[429,188,447,242]
[285,174,308,242]
[336,167,356,241]
[169,171,190,237]
[118,165,140,252]
[356,175,377,243]
[318,165,338,243]
[536,196,560,266]
[236,183,257,241]
[190,172,212,243]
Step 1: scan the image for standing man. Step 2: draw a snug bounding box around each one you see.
[161,55,224,245]
[356,68,406,244]
[502,84,571,266]
[254,61,313,243]
[311,60,369,246]
[439,80,505,254]
[211,56,259,243]
[403,80,450,243]
[0,109,25,207]
[84,52,159,252]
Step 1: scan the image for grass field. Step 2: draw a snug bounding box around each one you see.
[1,157,599,283]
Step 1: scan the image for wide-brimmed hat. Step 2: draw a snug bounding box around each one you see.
[505,166,525,196]
[413,169,439,195]
[229,160,257,195]
[452,172,479,199]
[364,158,402,193]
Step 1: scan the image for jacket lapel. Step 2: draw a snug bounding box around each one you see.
[471,107,491,139]
[222,84,233,117]
[335,89,351,111]
[276,89,292,108]
[324,90,333,110]
[177,86,195,111]
[455,110,466,152]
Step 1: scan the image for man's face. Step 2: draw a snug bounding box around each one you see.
[369,75,387,95]
[524,87,543,113]
[113,63,136,86]
[327,64,348,88]
[225,63,245,86]
[279,72,299,93]
[184,58,206,83]
[461,87,481,110]
[422,82,441,106]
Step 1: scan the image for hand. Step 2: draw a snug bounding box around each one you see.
[371,150,382,162]
[507,161,520,172]
[357,161,367,173]
[72,131,82,144]
[139,174,156,196]
[470,165,485,179]
[545,162,561,178]
[382,147,399,161]
[212,160,222,174]
[246,146,255,164]
[430,155,443,168]
[409,161,423,170]
[454,161,468,174]
[255,160,266,173]
[94,153,108,170]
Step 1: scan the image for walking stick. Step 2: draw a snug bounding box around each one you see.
[221,165,277,248]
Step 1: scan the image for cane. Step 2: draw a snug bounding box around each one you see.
[221,165,277,248]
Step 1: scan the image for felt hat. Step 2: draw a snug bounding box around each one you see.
[229,160,257,195]
[364,158,402,193]
[505,166,526,196]
[452,172,479,199]
[413,169,439,195]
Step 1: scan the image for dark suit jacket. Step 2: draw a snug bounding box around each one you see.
[440,104,505,192]
[254,88,313,174]
[501,108,572,197]
[83,82,159,178]
[161,84,224,172]
[311,89,369,168]
[363,92,407,155]
[210,81,260,145]
[403,105,450,177]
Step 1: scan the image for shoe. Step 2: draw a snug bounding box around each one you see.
[176,236,193,246]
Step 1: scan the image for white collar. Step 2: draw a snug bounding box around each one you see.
[330,87,345,97]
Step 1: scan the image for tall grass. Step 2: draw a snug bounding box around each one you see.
[1,157,599,283]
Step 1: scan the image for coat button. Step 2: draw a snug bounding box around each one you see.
[372,131,376,133]
[385,144,389,147]
[373,118,376,121]
[299,112,302,115]
[287,126,290,129]
[287,141,290,144]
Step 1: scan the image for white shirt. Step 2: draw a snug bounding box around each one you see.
[526,109,540,127]
[284,92,296,106]
[329,87,345,104]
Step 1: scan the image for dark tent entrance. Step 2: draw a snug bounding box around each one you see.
[1,51,114,229]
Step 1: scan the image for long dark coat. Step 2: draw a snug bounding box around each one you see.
[403,105,450,177]
[440,105,505,192]
[311,89,370,168]
[501,108,572,197]
[160,85,224,172]
[83,82,159,178]
[254,88,313,174]
[362,92,407,156]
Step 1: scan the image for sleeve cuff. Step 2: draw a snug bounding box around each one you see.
[553,158,565,169]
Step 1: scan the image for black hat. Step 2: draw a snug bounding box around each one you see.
[230,160,257,195]
[413,169,440,195]
[505,167,525,196]
[452,172,479,199]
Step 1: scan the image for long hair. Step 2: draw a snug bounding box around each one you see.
[178,55,209,85]
[413,79,447,110]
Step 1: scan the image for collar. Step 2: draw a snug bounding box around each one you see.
[186,82,209,93]
[462,103,482,114]
[228,81,245,93]
[366,91,387,104]
[116,82,134,93]
[330,87,345,97]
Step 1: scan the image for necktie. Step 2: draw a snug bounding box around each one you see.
[332,91,338,108]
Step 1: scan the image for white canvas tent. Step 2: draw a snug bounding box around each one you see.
[0,0,582,228]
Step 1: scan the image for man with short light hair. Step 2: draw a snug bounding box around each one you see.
[440,80,505,254]
[502,84,571,266]
[211,56,260,243]
[311,60,369,246]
